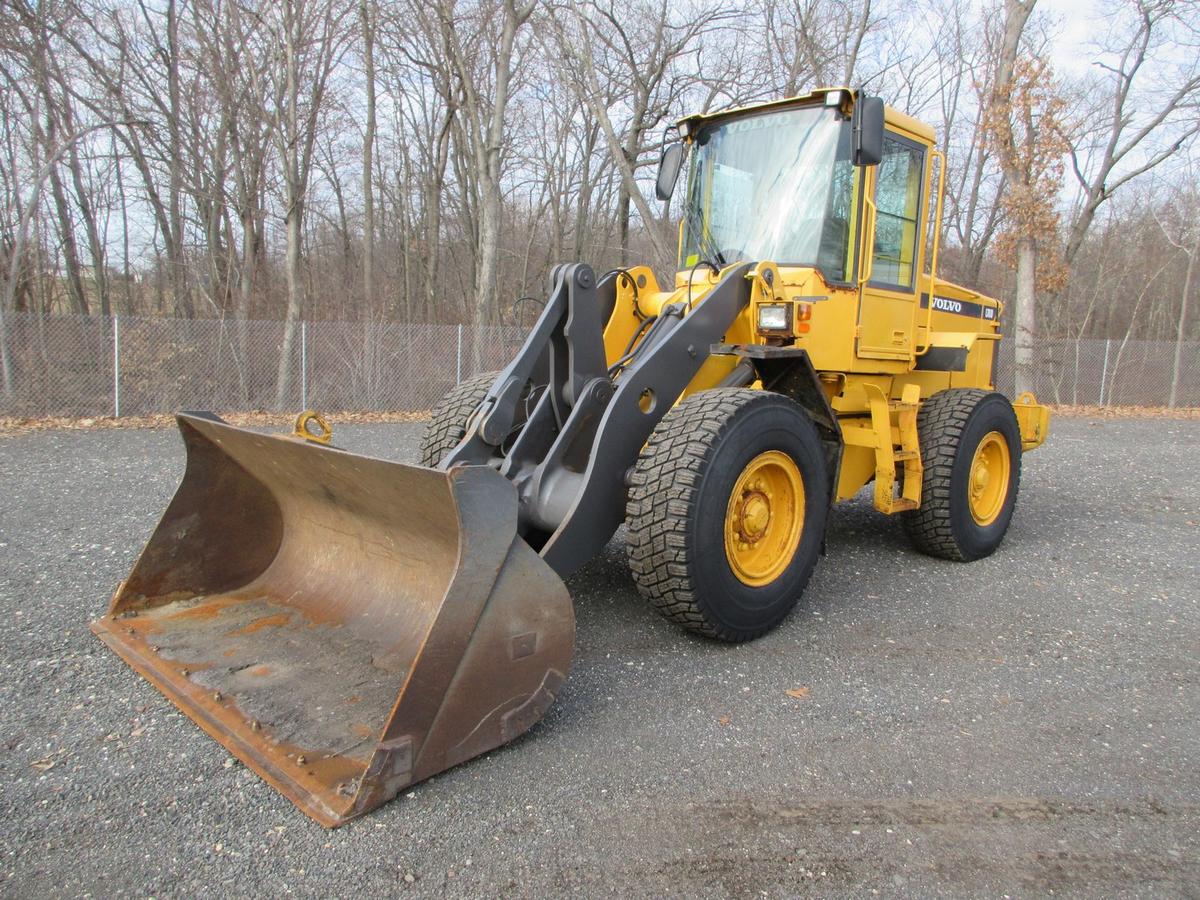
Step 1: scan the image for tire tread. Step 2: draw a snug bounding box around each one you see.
[417,371,497,468]
[902,388,1020,560]
[626,388,815,641]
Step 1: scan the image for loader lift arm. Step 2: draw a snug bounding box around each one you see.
[446,261,756,578]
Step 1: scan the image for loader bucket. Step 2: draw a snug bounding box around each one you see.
[91,414,574,827]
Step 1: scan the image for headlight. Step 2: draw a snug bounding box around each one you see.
[756,304,791,332]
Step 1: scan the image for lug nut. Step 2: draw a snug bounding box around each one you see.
[212,691,222,702]
[250,720,261,731]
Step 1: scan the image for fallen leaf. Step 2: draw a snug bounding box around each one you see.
[717,715,731,726]
[785,687,810,699]
[30,759,55,771]
[130,726,146,737]
[1,410,433,439]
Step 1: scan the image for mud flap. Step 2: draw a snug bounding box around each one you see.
[91,414,574,827]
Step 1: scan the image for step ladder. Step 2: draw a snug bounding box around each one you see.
[840,383,924,515]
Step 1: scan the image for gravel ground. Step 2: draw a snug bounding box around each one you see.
[1,415,1197,897]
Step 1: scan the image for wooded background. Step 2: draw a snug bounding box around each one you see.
[1,0,1198,406]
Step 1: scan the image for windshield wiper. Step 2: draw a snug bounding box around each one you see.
[683,192,727,268]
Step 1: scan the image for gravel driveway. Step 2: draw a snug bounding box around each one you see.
[1,415,1197,897]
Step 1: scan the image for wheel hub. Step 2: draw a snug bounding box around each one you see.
[736,489,771,543]
[724,451,805,587]
[967,431,1011,526]
[972,464,989,493]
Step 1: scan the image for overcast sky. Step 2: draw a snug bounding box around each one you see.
[1042,0,1103,76]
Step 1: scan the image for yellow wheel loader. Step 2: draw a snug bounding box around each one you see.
[92,88,1050,827]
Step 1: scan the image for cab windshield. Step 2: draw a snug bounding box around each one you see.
[680,106,857,281]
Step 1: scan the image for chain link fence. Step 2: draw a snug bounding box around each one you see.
[0,311,1196,417]
[992,335,1200,407]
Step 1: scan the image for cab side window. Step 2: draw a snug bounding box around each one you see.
[871,136,923,289]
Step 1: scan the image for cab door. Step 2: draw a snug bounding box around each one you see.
[857,132,926,361]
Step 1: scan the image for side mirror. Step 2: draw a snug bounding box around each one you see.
[852,96,885,166]
[655,142,686,201]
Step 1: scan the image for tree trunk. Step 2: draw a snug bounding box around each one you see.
[166,0,191,317]
[989,0,1037,394]
[617,178,631,266]
[472,185,502,369]
[271,0,346,404]
[46,161,89,315]
[423,112,453,319]
[462,0,533,371]
[1014,236,1036,395]
[116,149,135,315]
[1169,237,1197,408]
[65,138,110,317]
[274,1,304,409]
[276,199,304,409]
[361,0,376,315]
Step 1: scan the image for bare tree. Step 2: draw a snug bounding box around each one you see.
[431,0,535,365]
[542,0,727,267]
[194,0,277,320]
[760,0,883,92]
[0,117,142,392]
[270,0,353,406]
[361,0,377,313]
[984,0,1066,395]
[377,2,461,320]
[1152,160,1200,407]
[1062,0,1200,267]
[0,0,1196,416]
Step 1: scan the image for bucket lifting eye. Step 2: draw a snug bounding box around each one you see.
[293,410,333,444]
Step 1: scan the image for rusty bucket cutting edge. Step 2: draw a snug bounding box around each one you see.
[90,414,574,827]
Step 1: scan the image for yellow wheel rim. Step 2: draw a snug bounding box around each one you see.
[724,450,805,587]
[968,431,1011,526]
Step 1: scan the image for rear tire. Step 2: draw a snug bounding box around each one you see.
[625,389,829,642]
[418,371,498,467]
[903,389,1021,561]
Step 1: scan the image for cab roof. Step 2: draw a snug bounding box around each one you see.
[675,87,936,144]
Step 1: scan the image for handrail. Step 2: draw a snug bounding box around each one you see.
[917,148,947,354]
[858,196,878,286]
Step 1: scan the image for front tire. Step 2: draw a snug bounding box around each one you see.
[418,371,498,467]
[625,389,830,642]
[903,389,1022,561]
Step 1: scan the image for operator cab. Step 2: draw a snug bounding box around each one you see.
[657,88,940,364]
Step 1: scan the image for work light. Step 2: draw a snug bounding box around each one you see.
[756,303,791,332]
